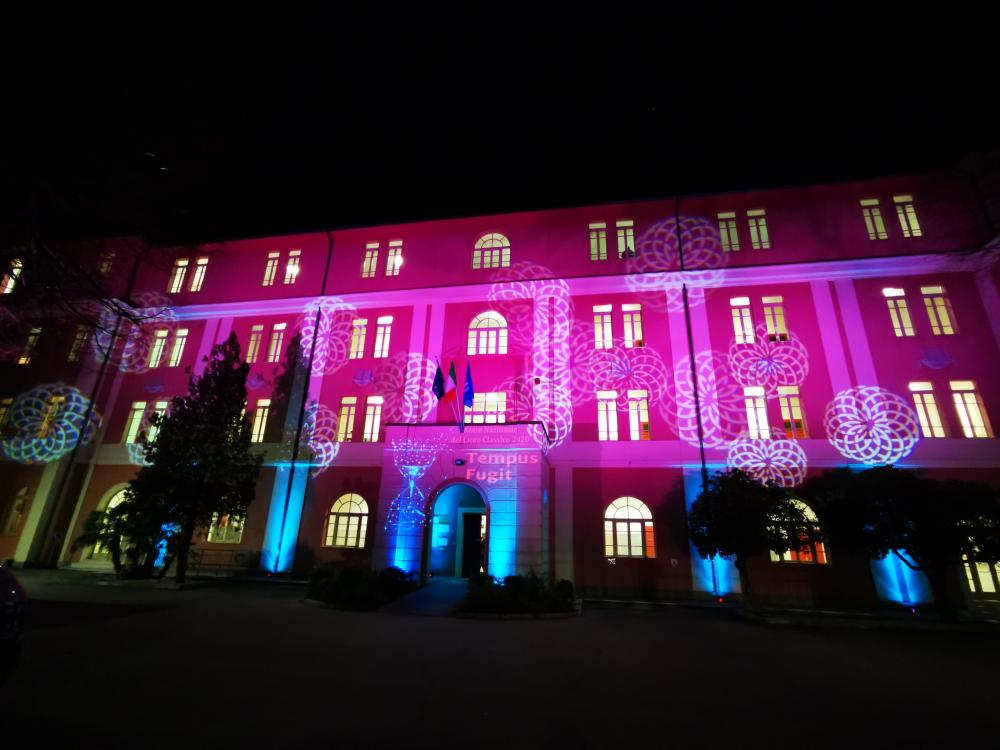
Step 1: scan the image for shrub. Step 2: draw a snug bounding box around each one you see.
[460,569,576,615]
[307,564,416,610]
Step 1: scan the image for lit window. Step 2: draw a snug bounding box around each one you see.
[386,241,402,276]
[267,322,286,363]
[589,222,608,260]
[263,252,280,286]
[464,392,507,424]
[950,381,993,438]
[593,304,613,349]
[350,319,368,359]
[373,315,392,359]
[2,487,29,536]
[762,295,788,341]
[246,324,264,364]
[770,499,828,564]
[251,399,270,443]
[473,233,511,269]
[324,493,369,548]
[2,258,24,294]
[622,304,643,348]
[146,401,168,444]
[628,389,650,441]
[98,250,115,274]
[597,390,618,441]
[189,257,208,292]
[363,396,383,441]
[908,382,945,438]
[963,556,1000,596]
[168,259,189,293]
[124,401,148,443]
[717,212,740,252]
[284,249,301,284]
[744,386,770,439]
[18,327,41,365]
[603,496,655,558]
[860,199,888,240]
[67,325,89,363]
[893,195,922,238]
[168,329,188,367]
[467,311,508,355]
[777,385,807,438]
[920,285,956,335]
[362,242,379,278]
[882,287,915,337]
[730,297,755,344]
[0,398,12,428]
[337,397,357,442]
[747,209,770,249]
[148,329,169,368]
[616,220,635,258]
[38,395,66,439]
[207,513,244,544]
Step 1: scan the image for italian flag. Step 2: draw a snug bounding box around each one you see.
[433,360,458,404]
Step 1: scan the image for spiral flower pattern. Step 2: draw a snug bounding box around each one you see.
[297,297,357,376]
[497,375,574,451]
[1,383,101,464]
[824,386,921,464]
[727,436,807,487]
[303,403,341,476]
[91,293,178,373]
[729,324,809,396]
[372,352,438,424]
[662,350,745,448]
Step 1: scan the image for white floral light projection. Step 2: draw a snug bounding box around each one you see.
[497,375,574,451]
[385,438,441,530]
[581,344,671,410]
[729,324,810,396]
[824,386,921,464]
[91,293,177,373]
[0,383,101,464]
[297,297,358,376]
[372,352,438,424]
[663,350,745,448]
[127,441,150,466]
[302,403,341,476]
[726,436,807,487]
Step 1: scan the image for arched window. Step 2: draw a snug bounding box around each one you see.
[472,233,510,270]
[770,499,829,564]
[467,311,508,355]
[2,487,29,535]
[604,496,655,558]
[91,488,128,558]
[324,493,369,548]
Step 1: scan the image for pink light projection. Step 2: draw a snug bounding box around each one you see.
[824,386,921,465]
[0,383,101,464]
[302,402,341,476]
[663,350,745,448]
[729,324,810,396]
[385,438,441,530]
[498,375,573,451]
[726,435,808,487]
[581,344,670,410]
[372,352,438,424]
[91,293,178,373]
[297,297,357,376]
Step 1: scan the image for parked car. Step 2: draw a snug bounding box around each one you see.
[0,563,27,683]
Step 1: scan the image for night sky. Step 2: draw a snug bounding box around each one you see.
[5,4,999,243]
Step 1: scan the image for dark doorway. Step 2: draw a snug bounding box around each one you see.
[461,513,485,577]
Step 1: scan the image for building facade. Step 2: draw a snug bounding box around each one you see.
[2,171,1000,607]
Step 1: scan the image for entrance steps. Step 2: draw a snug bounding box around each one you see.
[382,576,468,617]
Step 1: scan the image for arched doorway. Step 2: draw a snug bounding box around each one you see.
[424,483,487,579]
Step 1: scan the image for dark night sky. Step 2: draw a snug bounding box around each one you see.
[4,4,1000,243]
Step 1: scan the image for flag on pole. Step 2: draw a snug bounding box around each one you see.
[432,360,445,400]
[463,361,475,409]
[441,361,458,404]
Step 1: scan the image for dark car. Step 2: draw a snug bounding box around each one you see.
[0,563,27,683]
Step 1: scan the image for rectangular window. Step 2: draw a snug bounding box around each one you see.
[616,220,635,258]
[777,385,807,438]
[747,209,770,249]
[464,392,507,424]
[2,258,23,294]
[717,212,740,252]
[147,400,169,443]
[263,252,280,286]
[622,304,643,348]
[362,243,379,278]
[909,382,945,438]
[246,324,264,364]
[149,329,169,368]
[730,297,755,344]
[124,401,148,443]
[188,257,208,292]
[950,381,993,438]
[168,259,189,293]
[350,319,368,359]
[593,304,613,350]
[67,325,89,363]
[168,328,188,367]
[373,315,392,359]
[363,396,383,442]
[284,249,301,284]
[18,327,41,365]
[0,398,12,428]
[920,285,956,335]
[207,513,244,544]
[589,222,608,261]
[744,386,770,439]
[251,399,271,443]
[337,397,357,442]
[762,295,788,341]
[860,199,888,240]
[386,240,402,276]
[98,250,115,274]
[882,288,915,337]
[597,390,618,441]
[628,389,650,441]
[893,195,922,238]
[267,322,286,363]
[37,395,66,439]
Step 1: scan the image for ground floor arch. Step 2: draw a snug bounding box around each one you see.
[424,482,488,580]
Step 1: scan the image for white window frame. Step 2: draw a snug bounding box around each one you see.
[730,297,755,344]
[350,319,368,359]
[189,257,208,292]
[68,325,89,363]
[168,329,188,367]
[284,249,301,284]
[777,385,807,438]
[362,243,379,278]
[472,233,511,270]
[267,322,287,363]
[263,252,280,286]
[124,401,148,443]
[882,287,915,337]
[337,397,357,442]
[747,209,770,249]
[762,295,788,341]
[363,396,383,442]
[251,399,271,443]
[467,311,508,355]
[744,386,770,439]
[464,392,507,424]
[168,259,189,293]
[2,258,24,294]
[909,382,945,438]
[615,220,635,258]
[861,199,888,240]
[593,304,613,350]
[950,381,993,438]
[622,304,643,348]
[18,327,41,365]
[717,212,740,252]
[603,496,655,558]
[920,285,956,335]
[597,390,618,441]
[385,240,402,276]
[589,222,608,261]
[627,389,650,441]
[893,195,922,238]
[324,494,369,548]
[148,329,169,368]
[246,324,264,364]
[373,315,392,359]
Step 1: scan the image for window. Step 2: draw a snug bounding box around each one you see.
[168,259,189,293]
[386,241,402,276]
[263,251,280,286]
[964,557,1000,596]
[123,401,148,443]
[246,324,264,364]
[168,328,188,367]
[363,396,383,441]
[467,311,508,355]
[770,499,828,564]
[207,513,244,544]
[909,382,945,438]
[762,296,788,341]
[350,319,368,359]
[90,490,128,558]
[744,386,770,439]
[2,487,29,536]
[267,322,286,363]
[464,392,507,424]
[373,316,392,359]
[893,195,922,238]
[589,222,608,260]
[324,493,369,548]
[717,212,740,252]
[921,285,956,335]
[747,209,770,249]
[473,233,511,269]
[148,330,169,368]
[950,381,993,438]
[284,249,301,284]
[0,398,12,428]
[362,242,379,278]
[38,395,66,439]
[777,386,807,438]
[68,325,89,363]
[98,250,115,275]
[188,257,208,292]
[882,288,915,337]
[628,390,650,441]
[2,258,23,294]
[597,390,618,441]
[146,401,168,443]
[616,220,635,258]
[622,304,643,348]
[337,397,357,442]
[18,327,41,365]
[603,496,655,558]
[593,305,613,350]
[730,297,755,344]
[251,399,270,443]
[860,199,888,240]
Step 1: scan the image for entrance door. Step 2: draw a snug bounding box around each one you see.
[461,513,485,577]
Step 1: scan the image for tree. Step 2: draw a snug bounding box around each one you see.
[687,469,808,599]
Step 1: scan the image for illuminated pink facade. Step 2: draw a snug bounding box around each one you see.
[2,171,999,606]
